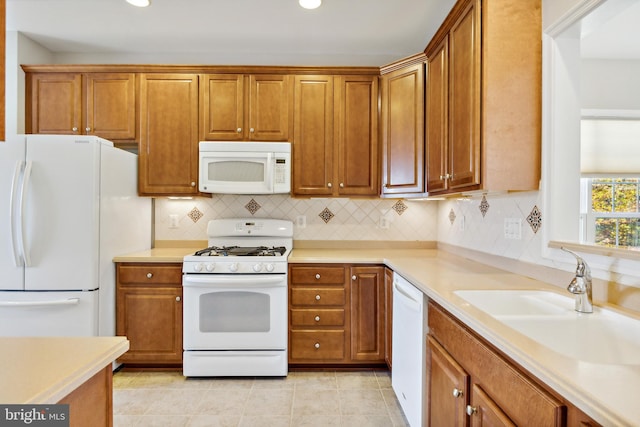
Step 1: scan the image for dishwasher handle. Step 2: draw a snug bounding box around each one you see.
[393,279,422,312]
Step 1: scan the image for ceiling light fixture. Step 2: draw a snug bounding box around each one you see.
[299,0,321,10]
[126,0,150,7]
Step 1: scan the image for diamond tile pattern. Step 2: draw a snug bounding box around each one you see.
[245,198,261,215]
[318,207,335,224]
[187,207,203,223]
[479,195,490,217]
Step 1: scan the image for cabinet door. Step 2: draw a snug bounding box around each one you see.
[117,286,183,364]
[380,63,425,195]
[28,73,82,135]
[335,75,379,196]
[425,38,449,193]
[350,266,385,362]
[139,74,199,196]
[448,0,481,191]
[200,74,245,141]
[384,267,393,368]
[428,335,469,427]
[85,73,136,140]
[292,75,334,196]
[468,384,516,427]
[249,74,290,141]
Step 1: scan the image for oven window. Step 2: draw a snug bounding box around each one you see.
[208,160,265,183]
[199,291,270,332]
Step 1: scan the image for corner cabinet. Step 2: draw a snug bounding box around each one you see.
[138,73,200,196]
[200,74,291,141]
[424,0,542,195]
[25,72,137,142]
[292,74,379,197]
[116,263,183,367]
[288,264,385,366]
[427,301,601,427]
[380,55,426,197]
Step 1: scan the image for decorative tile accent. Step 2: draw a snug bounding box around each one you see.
[188,207,203,223]
[479,195,490,217]
[392,200,408,216]
[527,205,542,233]
[318,207,335,224]
[448,209,456,225]
[244,198,261,215]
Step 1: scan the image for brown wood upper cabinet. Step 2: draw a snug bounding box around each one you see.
[200,74,291,142]
[292,74,378,197]
[26,72,137,142]
[138,73,199,196]
[424,0,542,195]
[380,55,426,197]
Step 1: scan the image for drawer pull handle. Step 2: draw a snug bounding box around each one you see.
[452,388,463,398]
[314,343,320,349]
[146,273,153,279]
[315,274,320,279]
[466,405,477,416]
[314,316,320,322]
[315,295,321,301]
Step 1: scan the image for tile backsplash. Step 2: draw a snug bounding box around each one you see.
[155,195,438,242]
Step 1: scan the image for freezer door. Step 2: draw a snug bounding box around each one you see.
[0,290,98,336]
[0,137,27,290]
[23,135,104,291]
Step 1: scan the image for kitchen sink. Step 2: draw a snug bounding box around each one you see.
[454,290,640,365]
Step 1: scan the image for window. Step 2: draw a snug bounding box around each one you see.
[581,178,640,250]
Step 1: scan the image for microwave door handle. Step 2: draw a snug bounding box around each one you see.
[266,153,274,192]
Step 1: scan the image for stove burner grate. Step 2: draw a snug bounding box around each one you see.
[193,246,287,257]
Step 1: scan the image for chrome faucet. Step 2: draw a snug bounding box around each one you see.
[561,247,593,313]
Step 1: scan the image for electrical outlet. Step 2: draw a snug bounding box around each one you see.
[459,215,466,231]
[504,218,522,239]
[379,216,390,229]
[296,215,306,228]
[169,214,179,229]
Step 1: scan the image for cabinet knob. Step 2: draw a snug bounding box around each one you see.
[191,182,196,187]
[466,405,477,416]
[146,272,153,279]
[72,127,78,132]
[315,294,321,301]
[352,275,357,281]
[85,127,91,133]
[250,128,255,133]
[314,343,320,349]
[339,183,344,188]
[237,128,242,133]
[176,296,181,302]
[327,182,332,188]
[314,316,320,322]
[452,388,463,398]
[315,274,320,279]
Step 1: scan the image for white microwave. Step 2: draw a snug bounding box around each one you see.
[199,141,291,194]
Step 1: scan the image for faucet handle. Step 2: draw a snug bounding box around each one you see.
[561,247,590,278]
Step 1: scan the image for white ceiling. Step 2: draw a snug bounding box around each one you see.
[6,0,458,66]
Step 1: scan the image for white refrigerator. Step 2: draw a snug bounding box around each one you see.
[0,135,151,337]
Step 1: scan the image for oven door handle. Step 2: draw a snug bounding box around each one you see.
[183,275,286,288]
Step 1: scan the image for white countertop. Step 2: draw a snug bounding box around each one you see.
[0,336,129,404]
[290,248,640,427]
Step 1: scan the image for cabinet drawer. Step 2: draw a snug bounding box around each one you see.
[290,288,345,306]
[290,330,345,361]
[118,264,182,285]
[290,266,345,285]
[290,309,345,327]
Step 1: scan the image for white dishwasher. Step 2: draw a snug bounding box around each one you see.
[392,272,427,427]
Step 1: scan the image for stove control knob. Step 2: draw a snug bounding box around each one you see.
[205,263,215,272]
[229,262,239,272]
[265,263,275,272]
[194,263,203,272]
[252,263,263,272]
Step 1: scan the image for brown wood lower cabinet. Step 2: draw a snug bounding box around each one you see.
[116,263,183,367]
[58,366,112,427]
[427,300,601,427]
[288,263,385,366]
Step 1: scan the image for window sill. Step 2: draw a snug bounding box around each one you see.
[549,240,640,261]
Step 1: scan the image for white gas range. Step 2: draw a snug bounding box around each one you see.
[182,218,292,377]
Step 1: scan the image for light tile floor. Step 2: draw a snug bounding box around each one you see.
[113,370,410,427]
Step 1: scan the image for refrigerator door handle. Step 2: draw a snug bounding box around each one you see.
[18,161,33,267]
[10,161,25,267]
[0,298,80,307]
